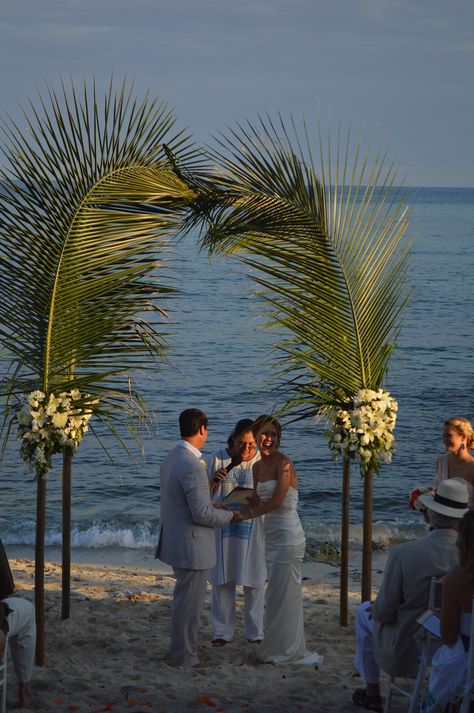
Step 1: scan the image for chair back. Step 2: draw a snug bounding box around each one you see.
[428,575,443,612]
[384,575,443,713]
[458,595,474,713]
[0,634,7,713]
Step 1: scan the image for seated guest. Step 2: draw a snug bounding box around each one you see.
[352,479,469,713]
[0,596,36,708]
[420,509,474,712]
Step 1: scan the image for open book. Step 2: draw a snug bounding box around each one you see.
[417,609,441,638]
[224,487,254,506]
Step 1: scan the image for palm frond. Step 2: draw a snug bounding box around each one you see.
[196,116,411,416]
[0,77,200,435]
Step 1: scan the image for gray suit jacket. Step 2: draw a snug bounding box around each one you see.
[155,442,233,570]
[372,528,459,676]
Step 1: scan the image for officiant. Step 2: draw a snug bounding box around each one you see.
[207,418,266,646]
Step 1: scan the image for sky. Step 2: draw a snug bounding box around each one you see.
[0,0,473,187]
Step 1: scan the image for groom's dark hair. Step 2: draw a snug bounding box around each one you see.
[179,408,208,437]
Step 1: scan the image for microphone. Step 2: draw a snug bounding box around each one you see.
[225,454,243,473]
[213,454,243,483]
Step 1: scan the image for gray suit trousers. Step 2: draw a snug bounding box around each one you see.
[170,568,208,667]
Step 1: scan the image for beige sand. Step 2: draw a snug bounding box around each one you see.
[5,554,403,713]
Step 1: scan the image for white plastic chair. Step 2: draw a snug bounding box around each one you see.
[453,595,474,713]
[384,576,442,713]
[0,634,8,713]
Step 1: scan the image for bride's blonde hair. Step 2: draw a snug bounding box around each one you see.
[252,414,282,447]
[445,417,474,450]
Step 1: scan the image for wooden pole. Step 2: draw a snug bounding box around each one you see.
[61,448,72,620]
[34,476,46,665]
[361,467,373,603]
[339,458,350,626]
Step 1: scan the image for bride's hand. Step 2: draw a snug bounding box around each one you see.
[240,504,256,520]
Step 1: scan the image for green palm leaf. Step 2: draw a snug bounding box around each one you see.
[0,78,205,652]
[196,117,411,417]
[0,78,199,431]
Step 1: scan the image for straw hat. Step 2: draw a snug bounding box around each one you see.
[418,478,469,518]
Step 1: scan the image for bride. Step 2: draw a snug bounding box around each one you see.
[246,414,323,665]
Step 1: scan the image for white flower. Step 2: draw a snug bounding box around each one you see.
[31,407,46,426]
[46,394,62,415]
[52,412,69,429]
[35,446,46,464]
[70,416,84,429]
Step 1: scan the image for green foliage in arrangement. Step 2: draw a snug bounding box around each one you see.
[0,78,200,449]
[190,117,411,419]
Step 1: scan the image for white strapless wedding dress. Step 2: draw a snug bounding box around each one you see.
[256,480,323,665]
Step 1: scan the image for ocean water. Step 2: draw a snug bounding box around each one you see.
[1,187,473,555]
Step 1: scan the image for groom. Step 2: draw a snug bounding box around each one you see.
[156,408,241,667]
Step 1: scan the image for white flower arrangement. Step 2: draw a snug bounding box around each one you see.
[325,388,398,474]
[17,388,98,478]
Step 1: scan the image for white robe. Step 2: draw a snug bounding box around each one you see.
[207,449,266,587]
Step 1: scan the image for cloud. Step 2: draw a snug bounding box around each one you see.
[0,0,473,185]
